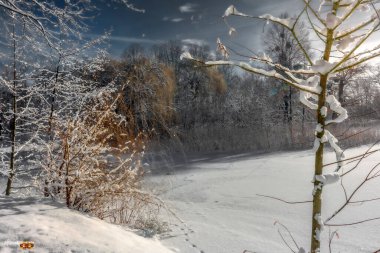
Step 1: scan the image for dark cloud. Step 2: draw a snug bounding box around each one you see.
[89,0,302,57]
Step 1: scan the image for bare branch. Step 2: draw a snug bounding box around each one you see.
[256,194,312,204]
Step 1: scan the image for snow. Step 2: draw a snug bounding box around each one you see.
[311,59,336,75]
[336,35,355,52]
[315,172,341,185]
[323,130,345,169]
[314,213,324,228]
[326,95,348,124]
[326,13,341,29]
[359,4,370,12]
[315,124,323,133]
[300,75,321,92]
[300,91,318,110]
[204,61,320,94]
[148,145,380,253]
[314,228,322,242]
[180,52,194,61]
[313,138,321,152]
[340,0,356,4]
[223,5,247,17]
[180,53,321,94]
[228,27,236,36]
[0,197,173,253]
[299,76,321,110]
[216,38,229,58]
[259,14,296,28]
[320,106,328,118]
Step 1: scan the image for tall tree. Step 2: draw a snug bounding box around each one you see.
[263,12,311,122]
[183,2,380,252]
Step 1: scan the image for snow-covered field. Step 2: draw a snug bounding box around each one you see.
[0,197,172,253]
[149,145,380,253]
[0,145,378,253]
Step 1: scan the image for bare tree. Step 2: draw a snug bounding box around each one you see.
[263,12,311,122]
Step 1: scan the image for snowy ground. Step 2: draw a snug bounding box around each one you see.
[148,145,380,253]
[0,145,378,253]
[0,197,173,253]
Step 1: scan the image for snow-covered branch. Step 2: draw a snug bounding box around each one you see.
[222,5,313,65]
[181,53,320,95]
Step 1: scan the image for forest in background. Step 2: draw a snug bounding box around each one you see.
[109,32,380,157]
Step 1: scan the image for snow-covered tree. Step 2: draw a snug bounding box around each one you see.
[182,1,380,252]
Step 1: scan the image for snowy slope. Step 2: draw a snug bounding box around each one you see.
[149,146,380,253]
[0,197,174,253]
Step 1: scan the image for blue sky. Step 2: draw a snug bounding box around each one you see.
[88,0,303,57]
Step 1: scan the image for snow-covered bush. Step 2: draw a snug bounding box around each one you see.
[0,0,169,231]
[39,85,164,228]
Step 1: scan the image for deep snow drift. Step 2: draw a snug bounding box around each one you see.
[149,145,380,253]
[0,197,173,253]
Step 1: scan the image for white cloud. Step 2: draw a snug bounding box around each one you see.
[182,38,208,46]
[87,34,163,44]
[163,16,184,23]
[170,18,184,23]
[179,3,197,13]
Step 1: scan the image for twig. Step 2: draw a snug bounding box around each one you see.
[328,228,339,253]
[274,221,300,252]
[277,229,296,253]
[325,162,380,223]
[326,216,380,227]
[339,173,348,201]
[257,194,312,204]
[323,148,379,168]
[341,142,380,177]
[349,196,380,204]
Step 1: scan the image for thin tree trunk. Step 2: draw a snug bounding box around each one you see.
[302,108,305,137]
[289,86,293,122]
[44,59,61,197]
[310,4,337,252]
[6,24,17,196]
[48,59,60,137]
[64,137,70,207]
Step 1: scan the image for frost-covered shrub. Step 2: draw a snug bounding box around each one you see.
[39,88,162,228]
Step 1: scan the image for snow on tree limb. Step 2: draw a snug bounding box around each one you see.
[180,52,194,61]
[259,14,296,29]
[330,16,380,73]
[311,59,336,75]
[335,15,377,40]
[323,130,346,169]
[325,95,348,124]
[222,5,313,65]
[112,0,145,13]
[300,91,319,109]
[180,53,321,95]
[326,12,341,29]
[299,76,321,110]
[223,5,248,17]
[315,172,340,185]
